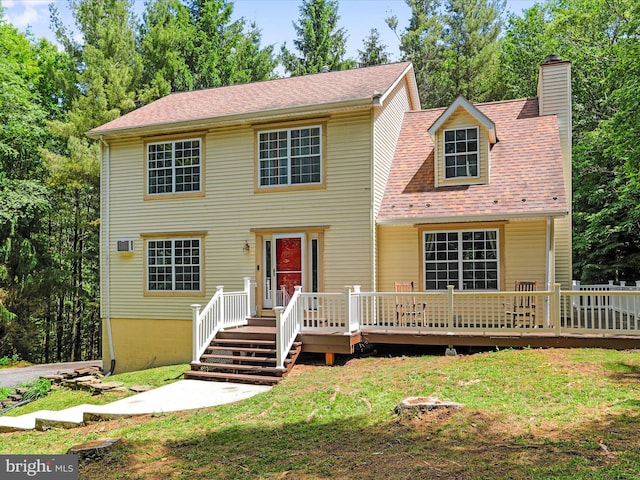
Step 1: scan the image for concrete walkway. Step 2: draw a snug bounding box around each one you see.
[0,380,271,433]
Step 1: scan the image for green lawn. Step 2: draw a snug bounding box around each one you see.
[1,348,640,479]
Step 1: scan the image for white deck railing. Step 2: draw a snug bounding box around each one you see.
[275,286,303,370]
[355,287,558,333]
[564,281,640,334]
[190,277,253,362]
[192,279,640,365]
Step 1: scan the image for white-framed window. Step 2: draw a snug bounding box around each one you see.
[147,138,201,194]
[424,229,499,290]
[147,238,201,291]
[258,126,322,186]
[444,127,478,179]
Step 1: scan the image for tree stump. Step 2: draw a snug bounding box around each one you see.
[67,438,122,461]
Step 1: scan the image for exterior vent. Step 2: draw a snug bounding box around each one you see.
[116,239,134,253]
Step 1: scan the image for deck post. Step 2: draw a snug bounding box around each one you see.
[447,286,455,330]
[553,283,561,336]
[191,304,201,362]
[344,286,352,334]
[243,277,252,319]
[275,306,284,369]
[216,285,224,326]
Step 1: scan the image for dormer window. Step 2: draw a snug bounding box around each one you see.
[428,96,497,188]
[444,127,479,179]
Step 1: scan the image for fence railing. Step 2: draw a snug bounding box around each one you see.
[275,286,303,370]
[192,279,640,364]
[354,287,557,333]
[190,277,253,362]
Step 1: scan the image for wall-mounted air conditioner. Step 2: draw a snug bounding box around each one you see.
[116,239,135,253]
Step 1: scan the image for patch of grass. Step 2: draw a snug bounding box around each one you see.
[0,354,29,369]
[2,349,640,479]
[0,387,10,400]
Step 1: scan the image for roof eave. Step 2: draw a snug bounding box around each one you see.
[377,210,569,226]
[377,63,421,110]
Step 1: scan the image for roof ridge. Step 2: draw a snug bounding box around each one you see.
[162,61,413,99]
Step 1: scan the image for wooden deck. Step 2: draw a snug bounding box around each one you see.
[299,328,640,354]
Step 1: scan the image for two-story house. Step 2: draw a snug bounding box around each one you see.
[88,57,572,375]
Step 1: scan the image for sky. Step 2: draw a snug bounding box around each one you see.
[2,0,537,62]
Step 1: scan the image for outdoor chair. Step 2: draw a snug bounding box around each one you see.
[508,281,537,327]
[394,281,425,327]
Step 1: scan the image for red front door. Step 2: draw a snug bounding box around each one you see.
[275,236,303,300]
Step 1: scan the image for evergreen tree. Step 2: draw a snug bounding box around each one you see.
[139,0,276,101]
[46,0,142,361]
[138,0,196,103]
[0,18,57,360]
[501,0,640,282]
[357,28,392,67]
[280,0,355,76]
[390,0,505,108]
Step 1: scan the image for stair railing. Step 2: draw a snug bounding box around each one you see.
[191,278,252,362]
[275,286,303,370]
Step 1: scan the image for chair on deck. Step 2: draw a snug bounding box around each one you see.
[395,281,424,327]
[509,281,537,327]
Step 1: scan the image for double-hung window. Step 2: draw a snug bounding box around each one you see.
[147,138,201,195]
[147,238,201,292]
[424,229,499,290]
[258,126,322,187]
[444,127,478,179]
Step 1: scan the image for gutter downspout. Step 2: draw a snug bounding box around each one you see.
[546,216,552,326]
[99,135,116,376]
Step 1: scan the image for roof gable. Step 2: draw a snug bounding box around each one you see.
[428,95,497,144]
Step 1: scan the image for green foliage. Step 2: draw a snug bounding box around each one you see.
[501,0,640,282]
[0,353,21,367]
[392,0,506,108]
[280,0,355,76]
[357,28,392,67]
[22,378,51,401]
[138,0,276,102]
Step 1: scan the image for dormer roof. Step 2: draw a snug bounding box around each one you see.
[427,95,497,144]
[379,97,568,224]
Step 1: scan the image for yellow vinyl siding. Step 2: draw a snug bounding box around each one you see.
[377,225,421,291]
[105,110,374,322]
[378,221,549,292]
[503,220,548,289]
[103,318,191,374]
[435,108,489,187]
[372,79,413,291]
[372,79,412,218]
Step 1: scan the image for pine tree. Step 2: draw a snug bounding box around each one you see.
[357,28,392,67]
[392,0,505,108]
[280,0,355,76]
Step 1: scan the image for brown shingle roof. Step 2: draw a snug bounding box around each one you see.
[88,62,414,137]
[378,97,568,223]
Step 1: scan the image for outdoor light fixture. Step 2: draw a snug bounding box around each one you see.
[242,241,250,255]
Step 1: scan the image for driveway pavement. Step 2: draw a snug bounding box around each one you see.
[0,360,103,389]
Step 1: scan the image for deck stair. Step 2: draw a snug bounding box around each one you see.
[185,317,301,385]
